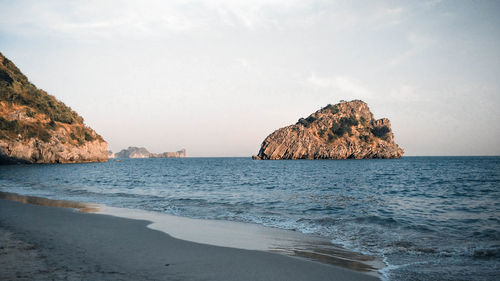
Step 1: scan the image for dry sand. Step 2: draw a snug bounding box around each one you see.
[0,198,379,281]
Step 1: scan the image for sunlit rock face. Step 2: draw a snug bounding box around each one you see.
[253,100,404,160]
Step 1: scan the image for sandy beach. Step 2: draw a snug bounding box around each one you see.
[0,198,379,281]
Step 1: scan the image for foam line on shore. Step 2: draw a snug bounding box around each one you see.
[0,192,382,280]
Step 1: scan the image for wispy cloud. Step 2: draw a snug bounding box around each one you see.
[388,32,434,67]
[235,58,249,68]
[372,6,405,26]
[0,0,310,40]
[0,0,412,41]
[306,74,373,99]
[390,85,425,102]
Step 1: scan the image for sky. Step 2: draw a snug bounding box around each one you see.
[0,0,499,156]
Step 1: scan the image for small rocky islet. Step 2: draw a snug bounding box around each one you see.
[253,100,404,160]
[110,147,186,158]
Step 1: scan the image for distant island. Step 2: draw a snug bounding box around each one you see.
[253,100,403,160]
[110,147,186,159]
[0,52,108,164]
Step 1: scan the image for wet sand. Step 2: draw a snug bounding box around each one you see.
[0,198,379,281]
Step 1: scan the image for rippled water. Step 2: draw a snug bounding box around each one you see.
[1,157,499,280]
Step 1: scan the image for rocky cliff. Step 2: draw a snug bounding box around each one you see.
[0,52,108,164]
[114,147,186,158]
[253,100,403,160]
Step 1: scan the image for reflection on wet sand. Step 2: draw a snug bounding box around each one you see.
[100,205,384,275]
[0,191,383,276]
[272,245,382,274]
[0,192,101,213]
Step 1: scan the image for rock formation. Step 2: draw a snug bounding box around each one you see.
[114,147,151,158]
[107,150,115,159]
[253,100,403,160]
[114,147,186,158]
[0,52,108,164]
[151,148,187,158]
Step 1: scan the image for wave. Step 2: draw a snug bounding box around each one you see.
[1,156,499,281]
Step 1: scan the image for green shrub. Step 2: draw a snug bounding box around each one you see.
[323,104,339,114]
[297,115,318,127]
[297,118,310,127]
[342,116,358,127]
[0,117,51,142]
[359,135,370,142]
[84,131,94,141]
[39,130,51,142]
[0,117,21,133]
[330,115,358,136]
[0,68,13,84]
[25,108,35,118]
[306,115,317,123]
[47,120,57,130]
[69,126,96,145]
[327,133,337,142]
[332,124,350,136]
[371,126,390,138]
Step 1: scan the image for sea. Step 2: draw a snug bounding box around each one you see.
[0,157,499,281]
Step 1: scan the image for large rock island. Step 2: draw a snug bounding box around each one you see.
[253,100,403,160]
[0,52,108,164]
[114,147,186,158]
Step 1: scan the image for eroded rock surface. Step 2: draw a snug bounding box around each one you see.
[253,100,403,160]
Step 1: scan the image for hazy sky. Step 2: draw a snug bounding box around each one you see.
[1,0,499,156]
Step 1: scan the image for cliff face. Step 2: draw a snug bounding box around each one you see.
[253,100,403,160]
[114,147,186,158]
[0,52,108,164]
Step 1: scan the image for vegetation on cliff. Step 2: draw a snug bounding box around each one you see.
[0,52,107,163]
[0,52,103,145]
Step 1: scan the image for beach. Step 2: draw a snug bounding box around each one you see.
[0,198,378,281]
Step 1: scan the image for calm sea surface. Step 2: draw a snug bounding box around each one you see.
[0,157,499,280]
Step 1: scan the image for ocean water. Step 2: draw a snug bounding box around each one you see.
[0,157,499,280]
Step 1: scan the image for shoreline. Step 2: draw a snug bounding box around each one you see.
[100,205,384,274]
[0,194,380,281]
